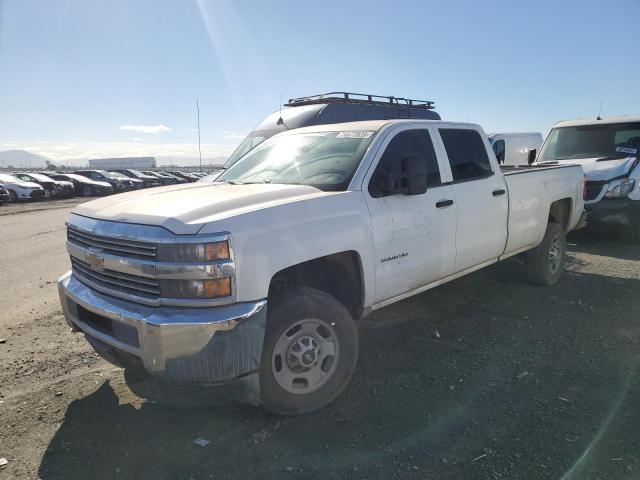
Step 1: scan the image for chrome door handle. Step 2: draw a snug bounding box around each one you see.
[436,199,454,208]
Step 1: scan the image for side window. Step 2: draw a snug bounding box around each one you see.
[493,139,506,164]
[440,129,494,181]
[368,129,441,197]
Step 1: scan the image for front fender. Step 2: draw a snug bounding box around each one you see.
[198,191,375,308]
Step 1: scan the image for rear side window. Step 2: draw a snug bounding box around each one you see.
[369,129,441,196]
[440,129,493,181]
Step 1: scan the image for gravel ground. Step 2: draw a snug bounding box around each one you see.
[0,198,639,480]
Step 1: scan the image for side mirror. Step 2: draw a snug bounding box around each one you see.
[527,149,537,165]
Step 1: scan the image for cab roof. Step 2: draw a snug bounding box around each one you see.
[275,119,480,135]
[553,115,640,128]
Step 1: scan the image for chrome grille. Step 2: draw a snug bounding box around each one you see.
[67,225,157,259]
[71,257,160,298]
[584,181,607,201]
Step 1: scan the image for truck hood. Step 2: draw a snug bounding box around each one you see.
[549,156,637,181]
[71,182,334,234]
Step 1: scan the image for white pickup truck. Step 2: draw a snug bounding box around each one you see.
[537,115,640,240]
[58,119,585,414]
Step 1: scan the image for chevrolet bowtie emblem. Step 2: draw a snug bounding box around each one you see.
[85,252,104,268]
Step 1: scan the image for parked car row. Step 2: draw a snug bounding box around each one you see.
[0,168,214,204]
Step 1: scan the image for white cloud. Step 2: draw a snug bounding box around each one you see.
[223,131,245,140]
[185,128,198,133]
[132,137,144,142]
[119,124,172,134]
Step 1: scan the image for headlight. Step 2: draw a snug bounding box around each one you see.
[159,278,232,298]
[605,178,635,198]
[156,241,230,262]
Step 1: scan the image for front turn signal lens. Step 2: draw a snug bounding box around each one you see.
[203,278,232,298]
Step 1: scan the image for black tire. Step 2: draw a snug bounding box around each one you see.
[8,190,17,202]
[525,222,566,286]
[259,287,358,415]
[83,185,94,197]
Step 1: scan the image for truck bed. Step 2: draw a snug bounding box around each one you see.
[500,162,584,257]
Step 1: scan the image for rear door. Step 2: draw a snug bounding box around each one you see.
[436,127,508,273]
[364,126,457,304]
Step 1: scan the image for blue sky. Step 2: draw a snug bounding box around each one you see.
[0,0,639,164]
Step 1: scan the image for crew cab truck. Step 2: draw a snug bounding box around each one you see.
[57,119,584,415]
[537,115,640,241]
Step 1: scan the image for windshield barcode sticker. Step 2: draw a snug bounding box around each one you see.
[616,146,638,155]
[336,131,374,139]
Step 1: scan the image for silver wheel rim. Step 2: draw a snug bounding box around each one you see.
[548,235,562,273]
[272,318,340,395]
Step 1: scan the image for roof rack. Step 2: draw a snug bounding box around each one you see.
[287,92,435,110]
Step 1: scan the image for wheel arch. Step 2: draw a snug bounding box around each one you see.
[267,251,365,320]
[548,198,572,231]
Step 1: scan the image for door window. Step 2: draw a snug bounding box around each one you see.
[440,129,493,181]
[368,129,440,197]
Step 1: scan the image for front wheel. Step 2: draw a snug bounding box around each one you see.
[525,222,566,286]
[8,190,17,202]
[259,287,358,415]
[83,185,94,197]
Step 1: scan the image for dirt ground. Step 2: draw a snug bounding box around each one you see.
[1,198,639,480]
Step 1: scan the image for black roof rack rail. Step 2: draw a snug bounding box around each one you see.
[287,91,435,110]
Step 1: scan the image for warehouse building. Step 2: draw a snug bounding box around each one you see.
[88,157,156,169]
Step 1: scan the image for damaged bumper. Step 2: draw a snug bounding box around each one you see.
[57,271,267,388]
[585,198,640,229]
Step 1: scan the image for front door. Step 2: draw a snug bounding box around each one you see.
[364,127,457,304]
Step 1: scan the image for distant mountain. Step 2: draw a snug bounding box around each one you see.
[0,150,50,168]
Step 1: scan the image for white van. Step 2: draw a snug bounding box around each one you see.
[488,132,543,166]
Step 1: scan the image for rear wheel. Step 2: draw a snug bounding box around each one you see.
[83,185,94,197]
[525,222,566,285]
[259,287,358,415]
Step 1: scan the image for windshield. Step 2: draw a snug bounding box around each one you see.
[0,174,20,183]
[539,122,640,162]
[107,171,128,179]
[29,173,55,182]
[223,131,277,168]
[218,131,375,190]
[61,174,87,181]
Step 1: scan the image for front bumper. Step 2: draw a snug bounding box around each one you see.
[585,197,640,229]
[57,271,267,386]
[28,189,45,199]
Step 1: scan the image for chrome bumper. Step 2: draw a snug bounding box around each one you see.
[57,271,267,386]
